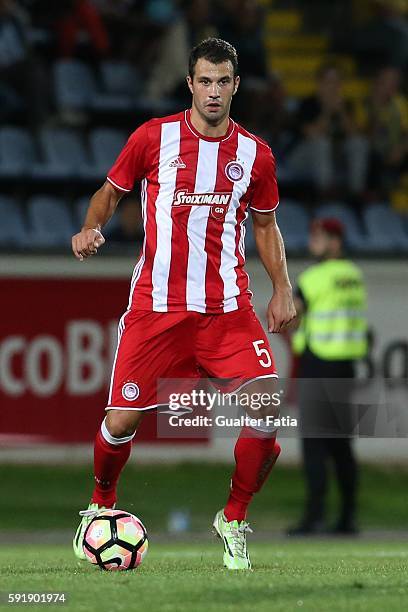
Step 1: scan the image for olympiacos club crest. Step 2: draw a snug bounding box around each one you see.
[122,382,140,401]
[225,161,244,182]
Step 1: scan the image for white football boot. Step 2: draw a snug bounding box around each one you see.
[212,510,253,570]
[73,502,113,560]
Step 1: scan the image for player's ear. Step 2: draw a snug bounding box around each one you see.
[186,75,194,95]
[233,75,240,95]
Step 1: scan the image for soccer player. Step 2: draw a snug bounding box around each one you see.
[72,38,295,570]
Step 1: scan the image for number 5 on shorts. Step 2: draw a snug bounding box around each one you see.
[252,340,272,368]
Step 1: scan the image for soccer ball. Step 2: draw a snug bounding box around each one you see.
[83,509,148,571]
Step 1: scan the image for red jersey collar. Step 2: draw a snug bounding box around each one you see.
[184,109,235,142]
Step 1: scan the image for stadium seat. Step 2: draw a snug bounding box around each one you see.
[55,59,143,114]
[91,93,135,112]
[276,200,310,252]
[314,202,368,252]
[101,61,143,111]
[92,61,139,111]
[0,196,27,247]
[363,203,408,252]
[82,128,126,179]
[54,60,97,111]
[101,60,177,114]
[33,128,89,179]
[27,196,75,247]
[100,61,139,96]
[0,126,37,177]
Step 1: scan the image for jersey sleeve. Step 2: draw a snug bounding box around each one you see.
[249,145,279,213]
[107,123,148,192]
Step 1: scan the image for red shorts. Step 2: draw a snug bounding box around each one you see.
[107,306,277,411]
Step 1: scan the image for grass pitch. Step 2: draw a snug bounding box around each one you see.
[1,463,407,610]
[2,462,408,531]
[0,540,407,612]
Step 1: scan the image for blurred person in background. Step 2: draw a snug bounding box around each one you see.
[92,1,144,61]
[216,0,267,79]
[0,0,27,119]
[146,0,218,102]
[355,65,408,198]
[288,219,368,536]
[351,0,408,72]
[237,72,294,170]
[56,0,110,58]
[286,64,369,203]
[0,0,48,124]
[93,0,135,16]
[22,0,110,58]
[108,194,144,245]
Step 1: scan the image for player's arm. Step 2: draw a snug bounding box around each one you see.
[72,181,123,261]
[72,123,148,261]
[251,210,296,333]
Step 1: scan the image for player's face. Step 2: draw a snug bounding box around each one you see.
[187,59,239,125]
[309,228,331,259]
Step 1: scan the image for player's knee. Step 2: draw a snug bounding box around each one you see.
[259,402,280,420]
[238,379,280,420]
[105,410,143,438]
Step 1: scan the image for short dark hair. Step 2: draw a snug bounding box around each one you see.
[311,218,344,240]
[189,38,239,79]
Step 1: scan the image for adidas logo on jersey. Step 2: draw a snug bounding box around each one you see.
[169,156,186,168]
[173,190,231,207]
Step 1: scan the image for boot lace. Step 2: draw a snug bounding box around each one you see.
[229,522,253,558]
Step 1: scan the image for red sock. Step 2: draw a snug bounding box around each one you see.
[91,428,132,507]
[224,426,281,522]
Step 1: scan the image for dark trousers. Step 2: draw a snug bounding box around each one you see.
[298,350,357,527]
[302,437,357,527]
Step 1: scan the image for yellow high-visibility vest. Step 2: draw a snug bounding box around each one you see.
[292,259,368,360]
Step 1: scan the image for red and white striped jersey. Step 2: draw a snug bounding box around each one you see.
[107,109,279,314]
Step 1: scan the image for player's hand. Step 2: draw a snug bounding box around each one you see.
[267,286,296,333]
[72,228,105,261]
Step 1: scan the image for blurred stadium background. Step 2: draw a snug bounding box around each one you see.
[1,0,408,540]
